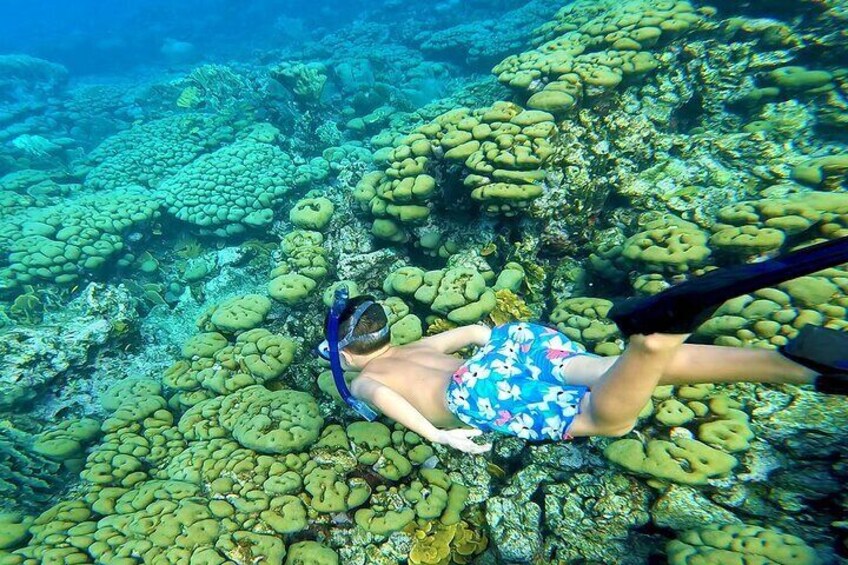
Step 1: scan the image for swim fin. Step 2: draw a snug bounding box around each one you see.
[608,236,848,336]
[781,324,848,395]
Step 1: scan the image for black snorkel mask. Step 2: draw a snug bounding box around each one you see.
[315,287,385,421]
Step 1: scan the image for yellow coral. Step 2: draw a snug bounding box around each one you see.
[177,86,202,109]
[489,289,533,326]
[174,236,204,259]
[408,520,488,565]
[426,318,458,335]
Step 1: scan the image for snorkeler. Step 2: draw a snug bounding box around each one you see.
[318,237,848,454]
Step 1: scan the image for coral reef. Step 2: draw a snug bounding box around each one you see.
[1,0,847,562]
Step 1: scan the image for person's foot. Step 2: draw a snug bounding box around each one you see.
[781,325,848,395]
[610,236,848,337]
[629,333,691,353]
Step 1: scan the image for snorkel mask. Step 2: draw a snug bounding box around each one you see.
[316,287,385,421]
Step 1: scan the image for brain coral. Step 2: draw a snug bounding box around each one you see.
[85,113,235,191]
[494,0,704,112]
[180,385,323,455]
[0,187,160,291]
[355,101,556,242]
[158,138,306,237]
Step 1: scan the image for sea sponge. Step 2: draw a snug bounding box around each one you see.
[355,506,416,536]
[695,267,848,347]
[791,154,848,190]
[384,266,427,296]
[1,500,94,563]
[709,225,785,258]
[0,512,33,550]
[323,280,361,306]
[32,418,100,471]
[181,332,229,358]
[358,101,556,242]
[428,267,497,324]
[698,419,754,453]
[281,229,325,254]
[101,377,163,411]
[667,524,820,565]
[714,192,848,240]
[304,467,371,513]
[654,398,695,426]
[493,262,526,292]
[391,313,424,345]
[768,66,834,94]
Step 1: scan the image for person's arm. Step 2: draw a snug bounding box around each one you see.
[351,376,491,454]
[418,324,491,354]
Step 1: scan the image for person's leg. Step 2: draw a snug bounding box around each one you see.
[568,333,690,436]
[661,344,816,385]
[560,344,817,388]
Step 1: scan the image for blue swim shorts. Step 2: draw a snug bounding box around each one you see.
[445,322,592,441]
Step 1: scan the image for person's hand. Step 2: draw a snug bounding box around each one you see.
[434,428,492,454]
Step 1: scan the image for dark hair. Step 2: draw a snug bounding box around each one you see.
[325,295,390,355]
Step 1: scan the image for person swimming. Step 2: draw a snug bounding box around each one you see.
[319,237,848,454]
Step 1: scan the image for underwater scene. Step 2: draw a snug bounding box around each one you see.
[1,0,847,563]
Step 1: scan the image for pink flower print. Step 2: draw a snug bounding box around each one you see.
[546,348,573,361]
[520,343,532,353]
[452,374,464,385]
[546,335,575,354]
[495,410,512,426]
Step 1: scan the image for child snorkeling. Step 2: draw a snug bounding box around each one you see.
[319,237,848,454]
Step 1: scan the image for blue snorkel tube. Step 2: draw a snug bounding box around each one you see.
[324,286,379,421]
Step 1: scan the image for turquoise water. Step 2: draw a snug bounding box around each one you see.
[0,0,846,563]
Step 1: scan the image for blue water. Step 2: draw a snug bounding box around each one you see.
[0,0,530,75]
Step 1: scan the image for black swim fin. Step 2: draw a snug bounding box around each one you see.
[608,236,848,336]
[781,324,848,395]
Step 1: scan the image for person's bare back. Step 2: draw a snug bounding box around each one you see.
[353,341,466,428]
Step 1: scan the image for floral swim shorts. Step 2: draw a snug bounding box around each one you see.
[445,322,592,441]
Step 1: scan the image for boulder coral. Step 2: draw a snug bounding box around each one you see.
[355,101,556,243]
[0,188,160,291]
[495,0,704,112]
[158,136,323,237]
